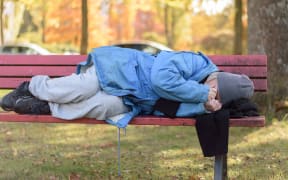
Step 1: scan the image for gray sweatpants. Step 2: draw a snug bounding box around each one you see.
[29,66,129,120]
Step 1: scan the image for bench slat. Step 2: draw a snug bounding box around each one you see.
[0,66,76,76]
[0,55,87,65]
[0,78,33,88]
[209,55,267,66]
[0,66,267,78]
[0,78,267,91]
[219,66,267,77]
[0,55,267,66]
[0,112,265,127]
[252,79,267,91]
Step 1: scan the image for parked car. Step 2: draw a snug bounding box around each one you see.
[111,41,173,55]
[0,43,52,55]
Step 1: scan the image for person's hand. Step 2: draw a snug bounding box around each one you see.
[208,86,217,101]
[204,99,222,112]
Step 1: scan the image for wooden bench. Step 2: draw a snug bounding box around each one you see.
[0,54,267,180]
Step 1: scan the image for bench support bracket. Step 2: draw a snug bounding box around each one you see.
[214,154,227,180]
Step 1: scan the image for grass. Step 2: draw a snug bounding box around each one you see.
[0,121,287,179]
[0,90,288,179]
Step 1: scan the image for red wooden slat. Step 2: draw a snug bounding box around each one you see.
[132,116,265,127]
[0,55,86,65]
[0,113,265,127]
[209,55,267,66]
[0,78,31,88]
[0,66,267,78]
[0,66,76,76]
[0,55,267,66]
[218,66,267,77]
[252,79,267,91]
[0,78,267,91]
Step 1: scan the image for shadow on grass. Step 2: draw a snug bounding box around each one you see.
[226,122,288,179]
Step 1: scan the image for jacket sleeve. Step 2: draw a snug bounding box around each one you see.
[176,102,208,117]
[151,52,209,103]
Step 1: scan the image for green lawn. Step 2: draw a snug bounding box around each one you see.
[0,120,287,179]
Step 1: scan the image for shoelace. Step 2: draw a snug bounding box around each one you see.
[15,96,34,105]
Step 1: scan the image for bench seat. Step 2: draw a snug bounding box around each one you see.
[0,112,265,127]
[0,54,267,180]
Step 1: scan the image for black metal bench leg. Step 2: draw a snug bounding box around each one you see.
[214,154,227,180]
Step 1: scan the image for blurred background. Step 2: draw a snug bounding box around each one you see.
[0,0,287,120]
[1,0,243,55]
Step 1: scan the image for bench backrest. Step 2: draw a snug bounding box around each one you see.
[0,54,267,91]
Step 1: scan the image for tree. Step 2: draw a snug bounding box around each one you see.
[44,1,81,46]
[0,0,3,45]
[80,0,88,54]
[40,0,46,43]
[233,0,243,54]
[15,0,48,43]
[107,0,136,42]
[248,0,288,119]
[0,0,25,43]
[156,0,192,48]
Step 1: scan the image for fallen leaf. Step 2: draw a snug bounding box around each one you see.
[69,173,81,180]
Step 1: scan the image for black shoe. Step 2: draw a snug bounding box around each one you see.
[0,81,32,111]
[14,96,51,115]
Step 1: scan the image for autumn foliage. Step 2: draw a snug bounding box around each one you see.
[4,0,238,53]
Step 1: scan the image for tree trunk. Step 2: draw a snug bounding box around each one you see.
[233,0,243,54]
[41,0,46,43]
[248,0,288,119]
[164,4,172,47]
[0,0,4,45]
[80,0,88,55]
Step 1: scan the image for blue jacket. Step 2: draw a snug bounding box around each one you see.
[77,46,218,127]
